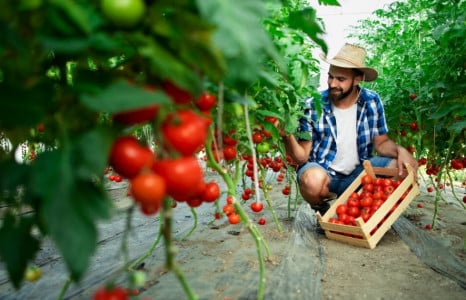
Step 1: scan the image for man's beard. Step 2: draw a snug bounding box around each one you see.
[329,84,354,102]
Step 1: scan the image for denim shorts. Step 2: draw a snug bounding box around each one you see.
[296,157,393,196]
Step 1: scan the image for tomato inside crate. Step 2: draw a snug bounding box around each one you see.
[317,161,419,249]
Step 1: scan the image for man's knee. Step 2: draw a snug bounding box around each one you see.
[298,168,329,205]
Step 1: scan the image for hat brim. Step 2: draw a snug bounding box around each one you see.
[319,53,378,82]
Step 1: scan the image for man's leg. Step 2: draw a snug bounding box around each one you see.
[296,162,335,214]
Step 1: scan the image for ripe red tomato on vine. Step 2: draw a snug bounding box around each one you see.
[162,80,193,104]
[113,105,159,125]
[162,110,209,157]
[250,202,264,213]
[152,156,204,202]
[223,146,237,161]
[200,181,221,203]
[109,136,154,179]
[195,92,217,112]
[130,172,166,215]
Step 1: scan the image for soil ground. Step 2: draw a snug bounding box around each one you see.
[0,169,465,300]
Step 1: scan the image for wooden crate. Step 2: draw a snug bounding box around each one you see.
[316,160,419,249]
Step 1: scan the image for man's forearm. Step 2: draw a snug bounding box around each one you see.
[282,134,311,165]
[375,138,399,158]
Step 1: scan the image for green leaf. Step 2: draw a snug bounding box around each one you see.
[137,35,204,96]
[288,8,327,55]
[30,150,106,281]
[49,0,95,35]
[80,79,171,114]
[197,0,284,87]
[0,214,41,289]
[72,127,114,180]
[318,0,341,6]
[0,81,53,129]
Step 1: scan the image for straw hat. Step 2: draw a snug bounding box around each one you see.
[320,43,378,82]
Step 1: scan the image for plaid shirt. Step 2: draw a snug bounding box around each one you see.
[297,87,389,171]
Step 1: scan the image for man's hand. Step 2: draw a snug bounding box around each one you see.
[396,145,418,178]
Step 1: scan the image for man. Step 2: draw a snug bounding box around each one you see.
[282,43,418,215]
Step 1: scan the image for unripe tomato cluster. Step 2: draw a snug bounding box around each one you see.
[328,175,409,233]
[108,82,221,215]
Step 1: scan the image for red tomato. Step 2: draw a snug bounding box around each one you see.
[264,116,278,123]
[258,217,266,225]
[360,196,374,208]
[130,172,166,215]
[163,80,193,104]
[347,198,360,208]
[223,135,238,146]
[228,213,241,224]
[162,110,209,157]
[250,202,264,213]
[338,213,351,225]
[252,132,263,144]
[109,136,154,179]
[242,192,250,201]
[361,174,373,185]
[362,183,374,193]
[372,191,384,201]
[93,286,128,300]
[152,157,204,201]
[374,177,384,186]
[37,123,45,133]
[226,195,234,204]
[382,178,394,187]
[223,146,237,161]
[384,185,395,195]
[186,197,203,208]
[200,181,221,203]
[195,92,217,111]
[223,204,235,216]
[347,206,361,218]
[113,105,159,125]
[282,187,290,195]
[360,212,371,222]
[336,204,348,216]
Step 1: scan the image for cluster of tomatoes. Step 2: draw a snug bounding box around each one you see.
[108,82,221,216]
[328,175,405,228]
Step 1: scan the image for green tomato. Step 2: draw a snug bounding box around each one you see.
[130,270,146,287]
[101,0,146,28]
[24,266,42,282]
[257,142,270,154]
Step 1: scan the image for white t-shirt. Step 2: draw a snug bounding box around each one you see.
[329,103,359,175]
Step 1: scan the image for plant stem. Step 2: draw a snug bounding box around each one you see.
[56,277,71,300]
[180,207,198,240]
[128,215,163,271]
[162,199,197,299]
